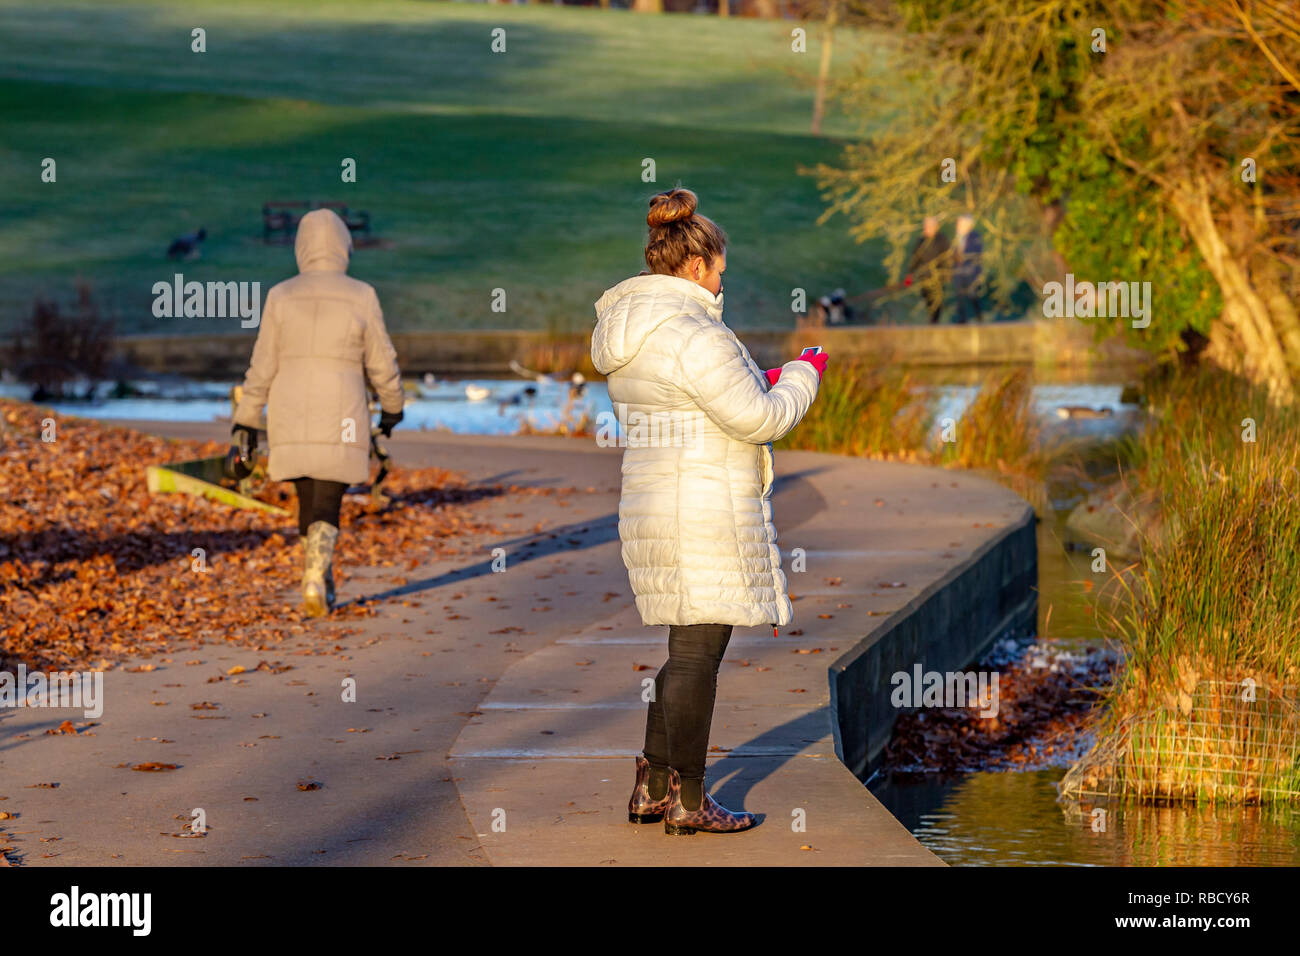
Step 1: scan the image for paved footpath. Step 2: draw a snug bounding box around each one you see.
[5,424,1029,866]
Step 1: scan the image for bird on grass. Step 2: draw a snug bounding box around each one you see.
[167,227,207,261]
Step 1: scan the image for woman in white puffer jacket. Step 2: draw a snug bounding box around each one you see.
[591,188,828,835]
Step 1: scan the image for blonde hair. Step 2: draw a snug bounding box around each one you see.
[644,188,727,277]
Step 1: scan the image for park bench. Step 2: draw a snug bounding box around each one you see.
[261,201,310,242]
[315,201,371,237]
[262,200,372,244]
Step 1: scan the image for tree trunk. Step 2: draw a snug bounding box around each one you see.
[718,0,729,16]
[1169,179,1296,403]
[1042,199,1068,281]
[1253,252,1300,374]
[750,0,780,18]
[632,0,663,11]
[810,1,838,135]
[1020,201,1068,294]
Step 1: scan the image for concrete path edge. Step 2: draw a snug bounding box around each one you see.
[829,506,1038,779]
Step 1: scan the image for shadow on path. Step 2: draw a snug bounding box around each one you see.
[350,465,831,607]
[347,513,620,607]
[707,708,834,811]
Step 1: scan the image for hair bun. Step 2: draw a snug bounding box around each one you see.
[647,188,698,228]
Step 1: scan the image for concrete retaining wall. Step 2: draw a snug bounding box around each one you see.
[828,506,1039,779]
[33,319,1122,379]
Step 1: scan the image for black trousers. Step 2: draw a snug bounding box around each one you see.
[954,291,983,323]
[642,623,734,780]
[921,287,944,324]
[291,477,347,536]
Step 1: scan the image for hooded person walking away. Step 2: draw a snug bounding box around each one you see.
[591,188,828,835]
[229,208,405,617]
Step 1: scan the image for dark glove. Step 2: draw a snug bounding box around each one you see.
[223,425,257,481]
[378,408,404,438]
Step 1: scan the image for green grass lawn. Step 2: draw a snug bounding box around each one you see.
[0,0,894,334]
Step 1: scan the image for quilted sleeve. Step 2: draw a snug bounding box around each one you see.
[232,289,279,429]
[362,286,405,415]
[675,320,819,445]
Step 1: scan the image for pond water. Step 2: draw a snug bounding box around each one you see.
[875,769,1300,866]
[872,403,1300,867]
[0,377,614,435]
[2,375,1131,437]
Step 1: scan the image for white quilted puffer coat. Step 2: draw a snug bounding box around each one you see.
[233,209,404,486]
[592,274,820,627]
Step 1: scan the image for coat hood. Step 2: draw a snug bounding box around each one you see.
[591,273,724,375]
[295,208,353,273]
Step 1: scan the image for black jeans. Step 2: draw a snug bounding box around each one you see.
[954,291,983,323]
[291,477,347,536]
[642,623,733,781]
[921,287,944,325]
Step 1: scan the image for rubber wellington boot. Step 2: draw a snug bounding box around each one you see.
[324,546,336,608]
[302,520,339,618]
[627,755,672,824]
[663,769,757,835]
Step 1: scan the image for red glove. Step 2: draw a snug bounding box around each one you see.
[903,274,914,287]
[797,352,829,380]
[765,368,782,386]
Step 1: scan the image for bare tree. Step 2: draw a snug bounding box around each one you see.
[1081,1,1300,400]
[815,0,1300,400]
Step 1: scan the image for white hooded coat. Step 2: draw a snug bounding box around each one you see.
[233,209,404,485]
[591,274,820,627]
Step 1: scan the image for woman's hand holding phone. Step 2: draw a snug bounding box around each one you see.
[796,346,828,380]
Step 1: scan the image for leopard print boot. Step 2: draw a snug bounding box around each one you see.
[627,755,671,824]
[663,768,757,835]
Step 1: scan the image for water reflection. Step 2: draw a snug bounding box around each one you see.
[872,431,1300,867]
[0,378,613,436]
[874,769,1300,866]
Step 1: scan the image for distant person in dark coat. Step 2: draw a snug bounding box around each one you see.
[904,217,950,324]
[952,214,984,324]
